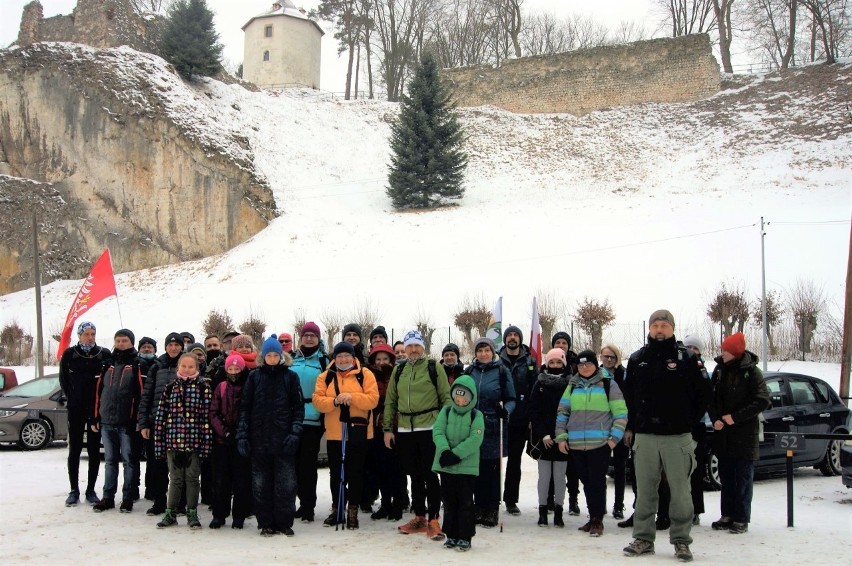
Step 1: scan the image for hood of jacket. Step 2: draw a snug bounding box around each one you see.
[450,374,478,415]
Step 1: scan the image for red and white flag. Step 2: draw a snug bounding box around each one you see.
[530,296,542,367]
[56,249,117,359]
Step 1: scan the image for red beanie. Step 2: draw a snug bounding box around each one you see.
[721,332,746,357]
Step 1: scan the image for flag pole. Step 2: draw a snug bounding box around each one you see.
[107,249,124,327]
[33,212,44,379]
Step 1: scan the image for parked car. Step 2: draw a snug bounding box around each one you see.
[0,374,68,450]
[842,413,852,489]
[704,371,851,489]
[0,368,18,393]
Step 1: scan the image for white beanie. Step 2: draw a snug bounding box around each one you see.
[403,330,425,348]
[682,335,704,353]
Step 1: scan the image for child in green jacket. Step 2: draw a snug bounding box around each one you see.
[432,375,485,552]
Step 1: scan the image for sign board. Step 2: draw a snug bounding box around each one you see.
[774,433,807,450]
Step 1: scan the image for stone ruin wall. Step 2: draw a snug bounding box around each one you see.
[443,34,720,115]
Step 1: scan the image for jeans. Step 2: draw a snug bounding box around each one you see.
[67,410,100,492]
[502,428,526,505]
[718,456,755,523]
[101,424,136,500]
[252,452,297,531]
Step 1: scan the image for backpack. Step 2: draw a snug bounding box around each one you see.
[443,404,478,424]
[325,364,370,423]
[394,359,442,418]
[463,363,511,394]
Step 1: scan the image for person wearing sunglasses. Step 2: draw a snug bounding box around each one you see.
[278,332,294,354]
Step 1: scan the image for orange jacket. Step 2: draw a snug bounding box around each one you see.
[313,361,379,441]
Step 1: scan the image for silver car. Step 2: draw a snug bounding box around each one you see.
[0,374,68,450]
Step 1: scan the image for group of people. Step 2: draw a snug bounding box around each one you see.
[58,308,771,561]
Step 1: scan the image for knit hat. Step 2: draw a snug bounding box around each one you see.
[138,336,157,352]
[164,332,183,347]
[551,331,572,348]
[648,309,675,330]
[442,343,461,357]
[180,331,195,343]
[402,330,425,348]
[77,321,96,336]
[682,335,705,353]
[369,325,388,342]
[301,321,321,336]
[225,353,246,371]
[576,349,599,367]
[368,343,395,364]
[114,328,135,345]
[343,323,363,340]
[231,334,254,350]
[333,341,356,358]
[545,348,567,366]
[503,325,523,343]
[721,332,746,358]
[222,330,240,341]
[261,334,283,358]
[188,342,206,355]
[473,337,496,354]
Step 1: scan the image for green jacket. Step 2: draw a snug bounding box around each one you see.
[383,357,451,432]
[432,375,484,476]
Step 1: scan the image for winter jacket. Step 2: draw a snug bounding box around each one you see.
[442,362,466,386]
[153,375,212,460]
[59,344,110,414]
[383,357,451,433]
[368,363,394,430]
[137,353,180,430]
[207,351,260,387]
[499,345,538,431]
[709,350,771,461]
[209,369,248,444]
[555,367,628,451]
[465,358,516,460]
[291,348,330,428]
[622,336,711,435]
[527,371,571,462]
[236,363,304,457]
[92,347,144,428]
[313,360,379,441]
[432,375,485,476]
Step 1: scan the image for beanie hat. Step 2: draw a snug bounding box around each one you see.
[451,382,473,399]
[721,332,746,358]
[551,331,572,349]
[343,323,363,340]
[545,348,567,365]
[648,309,675,330]
[368,343,395,364]
[77,321,96,336]
[402,330,425,348]
[503,325,523,344]
[188,342,206,355]
[114,328,135,345]
[180,331,195,343]
[682,335,705,353]
[576,349,599,367]
[369,325,388,342]
[442,343,461,357]
[261,334,283,358]
[332,341,356,358]
[231,334,254,351]
[225,353,246,371]
[473,337,496,355]
[223,330,240,341]
[138,336,157,352]
[301,321,321,336]
[164,332,183,347]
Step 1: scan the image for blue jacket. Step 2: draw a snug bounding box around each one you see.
[290,349,329,428]
[465,358,516,459]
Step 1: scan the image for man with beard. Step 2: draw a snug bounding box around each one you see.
[204,335,222,365]
[621,310,710,563]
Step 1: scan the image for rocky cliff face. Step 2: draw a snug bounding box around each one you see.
[0,43,277,295]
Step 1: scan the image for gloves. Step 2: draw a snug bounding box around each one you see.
[496,406,509,420]
[237,439,250,458]
[282,434,300,456]
[439,450,461,467]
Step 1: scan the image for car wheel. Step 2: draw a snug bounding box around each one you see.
[705,451,722,490]
[18,419,52,450]
[818,438,844,476]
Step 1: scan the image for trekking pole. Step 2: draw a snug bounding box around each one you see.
[336,404,350,532]
[499,404,504,533]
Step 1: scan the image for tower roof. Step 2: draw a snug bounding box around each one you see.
[242,2,324,35]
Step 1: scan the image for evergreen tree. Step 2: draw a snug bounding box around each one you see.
[160,0,223,80]
[386,51,467,210]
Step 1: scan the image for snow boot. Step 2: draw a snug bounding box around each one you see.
[346,504,360,530]
[157,508,178,528]
[553,505,564,528]
[537,505,548,527]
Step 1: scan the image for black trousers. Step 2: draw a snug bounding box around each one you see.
[251,452,297,531]
[327,439,368,508]
[475,459,500,507]
[572,445,611,520]
[441,473,476,541]
[396,430,441,519]
[612,440,630,509]
[372,434,407,505]
[502,427,526,505]
[212,442,252,521]
[67,410,100,492]
[296,425,323,512]
[144,436,168,508]
[691,428,707,515]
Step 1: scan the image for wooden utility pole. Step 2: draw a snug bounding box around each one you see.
[839,212,852,406]
[33,212,44,379]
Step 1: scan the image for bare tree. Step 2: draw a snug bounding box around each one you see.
[608,20,651,44]
[799,0,849,63]
[372,0,436,101]
[713,0,736,72]
[292,308,307,340]
[130,0,173,13]
[201,309,234,339]
[453,294,492,350]
[492,0,524,58]
[414,307,437,355]
[428,0,497,67]
[751,289,784,355]
[536,288,563,348]
[707,282,750,338]
[521,11,573,54]
[573,298,616,354]
[350,298,381,337]
[320,308,344,348]
[787,279,826,353]
[740,0,800,69]
[239,310,267,347]
[654,0,718,36]
[570,13,611,48]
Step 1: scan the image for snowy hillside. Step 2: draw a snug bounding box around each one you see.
[1,46,850,354]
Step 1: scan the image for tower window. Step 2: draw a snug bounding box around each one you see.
[265,25,273,38]
[263,51,270,62]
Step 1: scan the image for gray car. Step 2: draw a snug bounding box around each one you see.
[0,374,68,450]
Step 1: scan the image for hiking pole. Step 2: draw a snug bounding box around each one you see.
[499,404,504,533]
[336,404,350,532]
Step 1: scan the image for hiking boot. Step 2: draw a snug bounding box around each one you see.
[655,516,671,530]
[388,499,405,521]
[232,518,244,529]
[623,538,655,557]
[346,505,359,530]
[692,514,700,526]
[187,508,202,529]
[578,520,592,532]
[283,527,295,537]
[674,543,693,562]
[480,506,498,528]
[371,502,391,520]
[613,505,625,520]
[427,518,445,541]
[398,515,428,534]
[728,522,748,534]
[119,500,133,513]
[65,490,80,507]
[157,508,178,528]
[711,516,733,530]
[323,508,339,527]
[568,497,580,516]
[537,505,548,527]
[506,503,521,516]
[260,527,278,537]
[85,490,100,504]
[209,517,224,529]
[93,498,115,513]
[443,538,458,549]
[360,501,373,513]
[553,505,564,528]
[300,509,315,523]
[474,505,483,524]
[589,518,604,537]
[294,506,304,519]
[455,539,471,552]
[146,503,165,516]
[618,513,634,528]
[546,501,555,512]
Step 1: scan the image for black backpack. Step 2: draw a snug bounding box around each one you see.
[394,359,442,418]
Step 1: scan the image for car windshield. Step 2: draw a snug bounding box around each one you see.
[2,376,60,398]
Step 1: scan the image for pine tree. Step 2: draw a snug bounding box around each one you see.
[386,51,467,210]
[160,0,223,80]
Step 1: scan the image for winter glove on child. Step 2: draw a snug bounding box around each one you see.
[439,450,461,467]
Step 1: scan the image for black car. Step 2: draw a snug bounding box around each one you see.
[704,371,850,489]
[842,413,852,489]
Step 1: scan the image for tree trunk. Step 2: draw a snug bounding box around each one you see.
[781,0,797,69]
[713,0,734,73]
[354,42,361,100]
